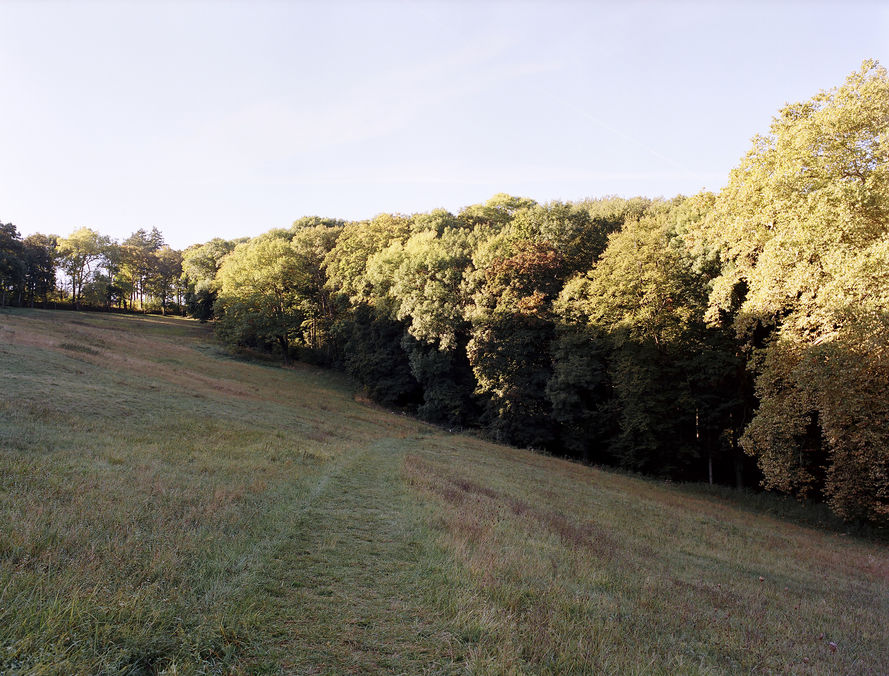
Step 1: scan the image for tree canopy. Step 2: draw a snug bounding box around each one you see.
[704,60,889,520]
[4,60,886,524]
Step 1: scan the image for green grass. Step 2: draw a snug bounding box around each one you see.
[1,308,887,674]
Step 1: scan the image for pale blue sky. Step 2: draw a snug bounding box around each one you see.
[2,0,887,249]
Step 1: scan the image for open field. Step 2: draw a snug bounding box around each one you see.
[1,308,887,674]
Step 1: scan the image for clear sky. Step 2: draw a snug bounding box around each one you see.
[2,0,887,250]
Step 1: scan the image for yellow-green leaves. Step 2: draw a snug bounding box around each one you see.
[558,208,707,351]
[706,60,889,521]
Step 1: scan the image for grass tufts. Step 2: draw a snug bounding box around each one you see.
[58,342,100,355]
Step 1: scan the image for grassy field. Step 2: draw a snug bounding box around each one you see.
[1,308,887,674]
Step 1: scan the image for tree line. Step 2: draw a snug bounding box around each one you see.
[0,225,190,313]
[2,61,886,524]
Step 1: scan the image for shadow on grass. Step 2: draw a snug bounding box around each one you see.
[674,481,889,544]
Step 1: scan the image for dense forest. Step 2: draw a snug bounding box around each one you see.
[2,61,887,524]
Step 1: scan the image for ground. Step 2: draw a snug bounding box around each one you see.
[0,308,887,674]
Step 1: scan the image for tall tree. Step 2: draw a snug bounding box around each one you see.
[511,201,613,274]
[458,193,537,230]
[556,199,744,479]
[368,225,478,424]
[56,227,110,309]
[289,222,342,355]
[148,246,183,315]
[323,213,412,304]
[466,229,566,448]
[181,237,244,320]
[215,232,304,364]
[322,213,415,388]
[334,303,422,408]
[0,222,25,307]
[545,324,616,464]
[705,60,889,521]
[22,234,57,307]
[123,227,165,310]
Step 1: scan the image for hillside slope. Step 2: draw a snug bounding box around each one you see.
[1,308,887,674]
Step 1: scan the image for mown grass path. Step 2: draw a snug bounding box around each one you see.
[249,437,465,673]
[0,309,468,673]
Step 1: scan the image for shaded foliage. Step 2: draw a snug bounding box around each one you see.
[335,303,421,408]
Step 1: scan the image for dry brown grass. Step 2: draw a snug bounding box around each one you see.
[403,434,889,673]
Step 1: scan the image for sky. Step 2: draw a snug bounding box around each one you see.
[1,1,887,250]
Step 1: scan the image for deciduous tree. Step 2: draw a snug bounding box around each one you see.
[706,60,889,521]
[0,222,25,307]
[56,227,110,309]
[215,232,304,364]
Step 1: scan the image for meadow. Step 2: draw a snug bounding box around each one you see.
[0,308,887,674]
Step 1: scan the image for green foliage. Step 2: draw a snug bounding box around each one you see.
[556,200,748,479]
[577,195,655,226]
[362,221,479,424]
[0,222,25,306]
[408,208,464,236]
[213,225,341,361]
[706,60,889,521]
[610,343,701,475]
[21,234,56,306]
[181,238,243,320]
[465,229,569,448]
[215,232,305,363]
[147,246,182,314]
[56,227,111,309]
[289,224,342,355]
[120,227,166,309]
[290,215,345,232]
[511,200,612,273]
[467,313,556,448]
[323,213,412,303]
[369,225,474,350]
[401,334,477,426]
[457,193,537,230]
[562,207,707,347]
[743,321,889,521]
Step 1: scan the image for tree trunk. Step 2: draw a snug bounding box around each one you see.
[708,450,713,486]
[278,335,290,366]
[734,446,745,490]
